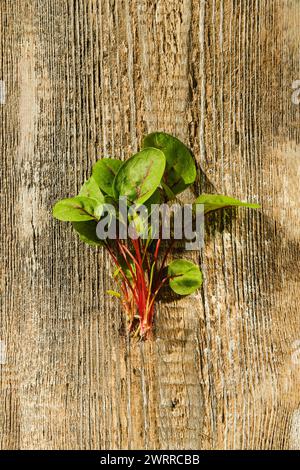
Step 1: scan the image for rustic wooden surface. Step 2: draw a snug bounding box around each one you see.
[0,0,299,450]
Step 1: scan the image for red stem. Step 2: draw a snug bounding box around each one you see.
[116,239,137,285]
[106,234,176,338]
[104,241,138,303]
[130,238,148,323]
[154,238,161,261]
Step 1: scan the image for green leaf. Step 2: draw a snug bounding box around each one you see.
[52,196,103,222]
[161,181,176,200]
[79,176,105,203]
[142,132,196,196]
[113,148,166,204]
[107,290,121,298]
[168,259,202,295]
[194,194,261,214]
[92,158,123,197]
[143,188,162,214]
[72,220,103,246]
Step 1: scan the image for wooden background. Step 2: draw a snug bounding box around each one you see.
[0,0,299,450]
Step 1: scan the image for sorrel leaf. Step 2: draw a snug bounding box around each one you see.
[143,188,162,214]
[194,194,261,214]
[113,148,166,204]
[161,181,176,200]
[53,196,103,221]
[107,290,121,298]
[92,158,123,197]
[168,259,203,295]
[142,132,196,196]
[72,220,103,246]
[79,176,105,203]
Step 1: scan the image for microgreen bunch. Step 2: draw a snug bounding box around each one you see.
[53,132,260,339]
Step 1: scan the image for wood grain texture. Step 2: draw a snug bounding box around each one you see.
[0,0,299,450]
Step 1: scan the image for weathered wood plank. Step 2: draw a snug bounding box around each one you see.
[0,0,299,450]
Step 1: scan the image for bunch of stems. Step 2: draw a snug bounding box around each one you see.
[104,236,174,339]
